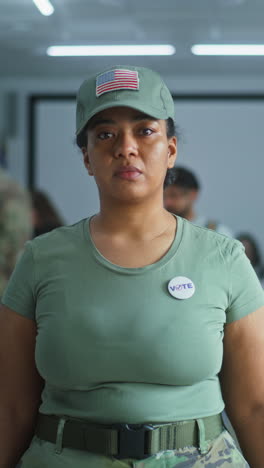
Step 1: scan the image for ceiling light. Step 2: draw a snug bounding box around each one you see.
[46,45,176,56]
[191,44,264,56]
[219,0,245,5]
[33,0,54,16]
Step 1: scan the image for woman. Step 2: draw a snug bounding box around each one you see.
[1,65,264,468]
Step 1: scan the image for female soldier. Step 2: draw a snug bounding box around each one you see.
[1,66,264,468]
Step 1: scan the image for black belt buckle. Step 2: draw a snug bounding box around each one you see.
[116,423,154,459]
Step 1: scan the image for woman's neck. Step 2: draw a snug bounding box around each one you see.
[92,199,174,241]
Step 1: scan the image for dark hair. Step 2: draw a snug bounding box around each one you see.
[76,124,88,149]
[164,166,200,191]
[166,118,176,139]
[31,190,64,229]
[236,233,261,269]
[76,117,177,149]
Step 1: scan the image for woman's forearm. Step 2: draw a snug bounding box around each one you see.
[0,409,35,468]
[229,410,264,468]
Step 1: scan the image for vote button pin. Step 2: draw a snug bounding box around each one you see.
[168,276,195,300]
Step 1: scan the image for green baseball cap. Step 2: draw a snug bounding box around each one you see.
[76,65,175,136]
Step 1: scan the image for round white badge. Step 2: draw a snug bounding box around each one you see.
[168,276,195,300]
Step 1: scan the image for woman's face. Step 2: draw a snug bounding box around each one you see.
[82,106,177,204]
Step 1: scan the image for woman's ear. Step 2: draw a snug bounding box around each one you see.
[167,136,177,168]
[82,147,94,176]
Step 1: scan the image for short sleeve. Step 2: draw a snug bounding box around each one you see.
[1,242,36,320]
[226,240,264,323]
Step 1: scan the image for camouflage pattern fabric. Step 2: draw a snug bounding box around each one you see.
[21,431,249,467]
[0,169,32,296]
[134,431,249,467]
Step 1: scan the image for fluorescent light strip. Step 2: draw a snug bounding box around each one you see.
[47,45,176,57]
[191,44,264,56]
[33,0,54,16]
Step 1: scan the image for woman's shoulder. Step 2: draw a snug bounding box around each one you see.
[180,217,241,257]
[29,218,88,255]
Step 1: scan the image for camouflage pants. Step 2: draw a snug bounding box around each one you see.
[21,430,249,467]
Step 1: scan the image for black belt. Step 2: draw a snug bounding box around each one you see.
[35,413,223,459]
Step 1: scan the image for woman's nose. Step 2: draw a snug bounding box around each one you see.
[113,131,138,159]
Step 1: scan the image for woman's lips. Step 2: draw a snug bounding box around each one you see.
[114,166,142,180]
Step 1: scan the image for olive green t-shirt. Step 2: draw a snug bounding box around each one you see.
[2,216,264,423]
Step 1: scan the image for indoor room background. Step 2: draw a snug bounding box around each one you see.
[0,0,263,249]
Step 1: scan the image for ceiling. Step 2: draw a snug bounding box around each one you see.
[1,0,264,79]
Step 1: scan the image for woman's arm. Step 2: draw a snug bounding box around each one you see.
[220,305,264,468]
[0,305,44,468]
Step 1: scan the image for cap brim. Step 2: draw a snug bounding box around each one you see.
[76,100,171,135]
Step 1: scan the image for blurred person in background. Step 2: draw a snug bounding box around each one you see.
[164,166,233,237]
[0,167,32,297]
[237,233,264,287]
[31,190,64,237]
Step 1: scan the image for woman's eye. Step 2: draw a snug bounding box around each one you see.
[141,128,154,136]
[97,131,113,140]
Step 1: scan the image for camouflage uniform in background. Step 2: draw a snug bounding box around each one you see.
[0,169,32,296]
[21,431,249,467]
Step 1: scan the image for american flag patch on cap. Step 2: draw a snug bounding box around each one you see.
[96,69,139,97]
